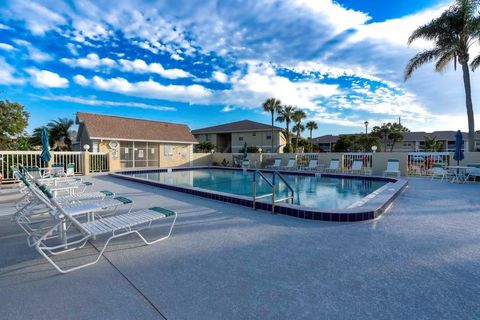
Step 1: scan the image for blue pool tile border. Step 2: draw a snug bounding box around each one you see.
[110,166,407,222]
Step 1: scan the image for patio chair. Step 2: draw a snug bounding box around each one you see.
[265,158,282,170]
[280,158,296,171]
[465,164,480,182]
[22,183,176,273]
[300,159,318,172]
[383,159,400,177]
[324,159,340,173]
[431,164,451,182]
[349,160,363,175]
[14,172,132,237]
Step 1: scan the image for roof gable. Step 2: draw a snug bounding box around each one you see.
[76,112,197,143]
[191,120,282,134]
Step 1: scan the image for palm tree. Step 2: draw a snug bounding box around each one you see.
[292,110,307,152]
[306,121,318,139]
[30,126,55,148]
[424,136,444,152]
[276,105,296,152]
[47,118,74,150]
[262,98,282,152]
[405,0,478,151]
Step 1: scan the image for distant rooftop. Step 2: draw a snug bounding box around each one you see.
[192,120,282,134]
[76,112,197,143]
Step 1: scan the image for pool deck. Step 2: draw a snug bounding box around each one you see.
[1,175,480,319]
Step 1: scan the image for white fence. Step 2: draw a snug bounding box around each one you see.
[53,152,85,175]
[0,151,47,182]
[342,153,373,170]
[407,152,450,176]
[0,151,109,183]
[89,153,109,172]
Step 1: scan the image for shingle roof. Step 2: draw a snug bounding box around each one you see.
[311,135,339,144]
[191,120,282,134]
[76,112,197,143]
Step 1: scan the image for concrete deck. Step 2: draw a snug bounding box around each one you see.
[1,175,480,319]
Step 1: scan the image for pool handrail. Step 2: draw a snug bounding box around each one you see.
[252,170,273,209]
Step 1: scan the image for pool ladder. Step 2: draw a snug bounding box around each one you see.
[252,170,294,214]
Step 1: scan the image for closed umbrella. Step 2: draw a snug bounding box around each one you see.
[453,130,464,166]
[40,128,51,164]
[243,142,248,160]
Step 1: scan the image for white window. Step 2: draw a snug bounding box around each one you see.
[164,144,173,156]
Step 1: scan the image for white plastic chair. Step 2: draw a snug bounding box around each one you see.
[301,159,318,171]
[383,160,400,177]
[280,158,296,170]
[324,159,340,173]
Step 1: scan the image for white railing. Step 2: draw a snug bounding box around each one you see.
[53,152,85,175]
[342,153,373,170]
[407,152,450,176]
[89,153,109,173]
[0,151,47,182]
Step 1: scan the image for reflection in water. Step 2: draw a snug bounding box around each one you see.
[130,169,386,210]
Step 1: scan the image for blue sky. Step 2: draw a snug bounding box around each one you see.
[1,0,476,138]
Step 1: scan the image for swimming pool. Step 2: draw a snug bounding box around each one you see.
[111,167,407,222]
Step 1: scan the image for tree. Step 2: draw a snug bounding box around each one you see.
[262,98,282,152]
[0,100,29,149]
[405,0,478,151]
[292,109,306,152]
[30,126,55,148]
[306,121,318,139]
[371,124,392,152]
[424,136,443,151]
[196,141,216,153]
[333,135,357,152]
[276,105,296,150]
[371,122,410,152]
[47,118,74,151]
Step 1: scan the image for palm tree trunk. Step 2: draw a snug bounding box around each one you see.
[286,122,290,148]
[271,111,274,152]
[295,131,299,152]
[461,62,475,151]
[309,129,312,139]
[384,136,387,152]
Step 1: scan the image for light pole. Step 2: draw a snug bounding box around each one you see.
[364,121,369,135]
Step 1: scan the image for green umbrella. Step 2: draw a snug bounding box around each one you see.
[40,128,51,163]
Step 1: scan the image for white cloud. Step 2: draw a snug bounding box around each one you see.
[0,58,24,85]
[221,106,235,112]
[0,43,16,51]
[39,95,176,111]
[80,75,212,102]
[212,71,228,83]
[219,62,339,110]
[25,68,69,88]
[170,53,183,61]
[0,23,12,30]
[118,58,191,79]
[3,0,66,35]
[73,75,90,86]
[13,39,52,62]
[61,53,116,69]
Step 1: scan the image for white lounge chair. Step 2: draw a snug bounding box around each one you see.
[431,164,451,182]
[265,158,282,169]
[349,160,363,175]
[466,164,480,182]
[383,159,400,177]
[301,159,318,172]
[17,177,177,274]
[280,158,296,171]
[324,159,340,173]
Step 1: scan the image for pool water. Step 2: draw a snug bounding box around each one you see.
[128,169,387,210]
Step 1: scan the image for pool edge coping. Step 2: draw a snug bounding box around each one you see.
[109,166,407,222]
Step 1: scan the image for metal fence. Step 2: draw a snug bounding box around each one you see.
[89,153,109,173]
[407,152,450,176]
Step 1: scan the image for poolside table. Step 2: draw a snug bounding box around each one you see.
[446,166,469,184]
